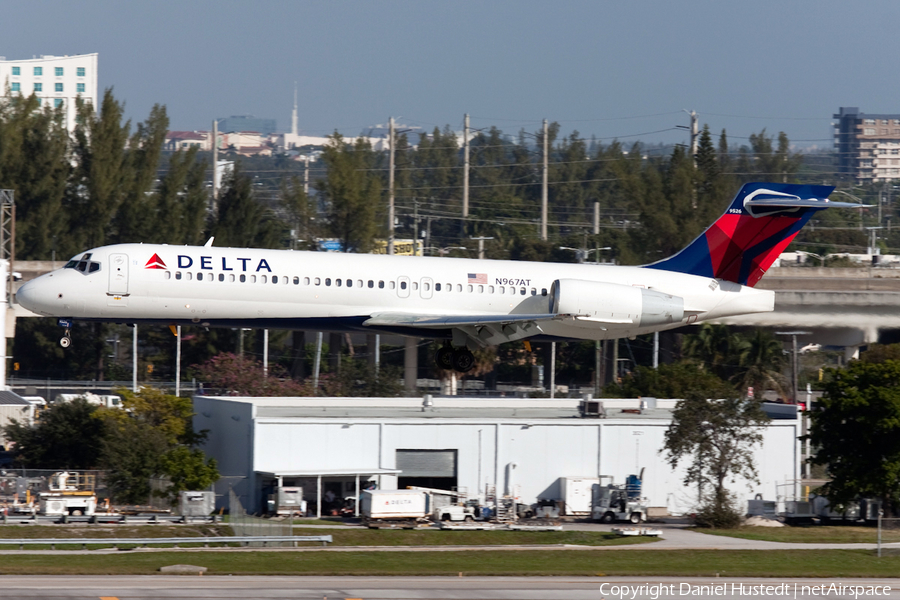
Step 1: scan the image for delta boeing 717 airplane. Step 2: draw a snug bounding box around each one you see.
[16,182,856,372]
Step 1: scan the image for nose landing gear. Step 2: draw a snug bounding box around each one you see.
[434,345,476,373]
[59,330,71,348]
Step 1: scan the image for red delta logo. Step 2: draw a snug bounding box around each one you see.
[145,253,167,269]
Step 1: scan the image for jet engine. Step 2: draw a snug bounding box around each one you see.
[549,279,684,328]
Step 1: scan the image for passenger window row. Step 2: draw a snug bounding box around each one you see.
[164,270,548,297]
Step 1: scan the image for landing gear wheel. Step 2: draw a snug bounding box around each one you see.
[60,335,71,348]
[435,346,454,370]
[452,348,476,373]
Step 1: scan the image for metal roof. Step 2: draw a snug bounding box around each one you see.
[0,391,29,406]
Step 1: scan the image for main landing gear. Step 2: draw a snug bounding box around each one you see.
[434,345,476,373]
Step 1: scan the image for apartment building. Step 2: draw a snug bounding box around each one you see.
[0,53,98,133]
[834,107,900,182]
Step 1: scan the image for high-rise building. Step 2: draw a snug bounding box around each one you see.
[0,53,98,133]
[834,107,900,182]
[217,115,277,136]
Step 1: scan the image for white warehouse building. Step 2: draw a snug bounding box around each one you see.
[194,395,802,516]
[0,53,98,133]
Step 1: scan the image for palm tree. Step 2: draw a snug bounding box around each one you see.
[683,323,744,381]
[735,329,788,399]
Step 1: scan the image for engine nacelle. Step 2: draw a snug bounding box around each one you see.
[549,279,684,328]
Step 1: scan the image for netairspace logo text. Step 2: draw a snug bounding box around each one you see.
[598,582,893,599]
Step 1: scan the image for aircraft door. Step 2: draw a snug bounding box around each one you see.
[108,254,129,295]
[420,277,433,299]
[397,276,410,298]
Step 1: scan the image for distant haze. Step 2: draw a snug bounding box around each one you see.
[3,0,899,149]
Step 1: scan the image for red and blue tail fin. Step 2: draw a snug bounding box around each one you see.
[644,182,851,287]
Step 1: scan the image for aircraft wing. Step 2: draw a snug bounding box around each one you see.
[363,312,565,329]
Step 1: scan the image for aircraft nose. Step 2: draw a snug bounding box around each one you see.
[16,277,51,315]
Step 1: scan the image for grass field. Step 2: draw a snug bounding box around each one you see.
[0,549,898,577]
[694,526,900,544]
[0,525,652,549]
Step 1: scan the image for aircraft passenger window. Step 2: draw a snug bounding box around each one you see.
[315,277,321,285]
[230,274,236,282]
[260,275,267,283]
[357,279,362,287]
[379,281,385,289]
[412,282,418,291]
[499,286,505,295]
[531,288,536,296]
[446,283,451,291]
[165,272,171,280]
[478,285,483,293]
[488,285,494,293]
[467,285,473,293]
[175,272,182,280]
[368,280,374,288]
[457,284,462,292]
[542,288,547,296]
[303,277,309,285]
[346,279,352,288]
[424,282,430,292]
[389,281,395,290]
[197,273,203,281]
[272,276,279,284]
[435,283,441,292]
[283,277,288,285]
[251,275,257,283]
[185,272,193,281]
[218,274,225,282]
[295,277,301,285]
[508,286,514,294]
[240,274,246,283]
[325,278,331,286]
[520,287,526,295]
[400,281,407,290]
[88,263,100,273]
[336,279,342,287]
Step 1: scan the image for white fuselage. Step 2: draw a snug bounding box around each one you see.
[16,243,774,341]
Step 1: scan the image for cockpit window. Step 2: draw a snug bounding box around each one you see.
[64,254,101,275]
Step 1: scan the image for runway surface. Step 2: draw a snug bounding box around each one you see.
[0,575,897,600]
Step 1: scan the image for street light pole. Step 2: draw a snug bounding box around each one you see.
[776,331,811,404]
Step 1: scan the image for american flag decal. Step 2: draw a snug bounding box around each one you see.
[467,273,487,284]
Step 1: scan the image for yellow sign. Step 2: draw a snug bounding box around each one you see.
[371,239,424,256]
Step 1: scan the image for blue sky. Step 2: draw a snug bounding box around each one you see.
[3,0,899,149]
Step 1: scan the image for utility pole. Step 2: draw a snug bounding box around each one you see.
[388,117,395,255]
[462,113,469,237]
[689,110,699,159]
[470,236,494,260]
[541,119,549,241]
[211,119,219,210]
[776,331,810,404]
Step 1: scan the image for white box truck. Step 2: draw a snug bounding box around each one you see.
[560,477,599,516]
[360,490,429,528]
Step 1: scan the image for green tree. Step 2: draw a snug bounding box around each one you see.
[316,133,381,253]
[150,146,208,245]
[209,163,282,248]
[191,353,312,396]
[67,90,132,251]
[2,398,106,468]
[606,362,733,400]
[808,360,900,515]
[98,387,218,504]
[663,389,770,528]
[0,93,70,260]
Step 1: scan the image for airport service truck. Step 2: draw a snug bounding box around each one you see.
[591,473,648,524]
[360,489,429,528]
